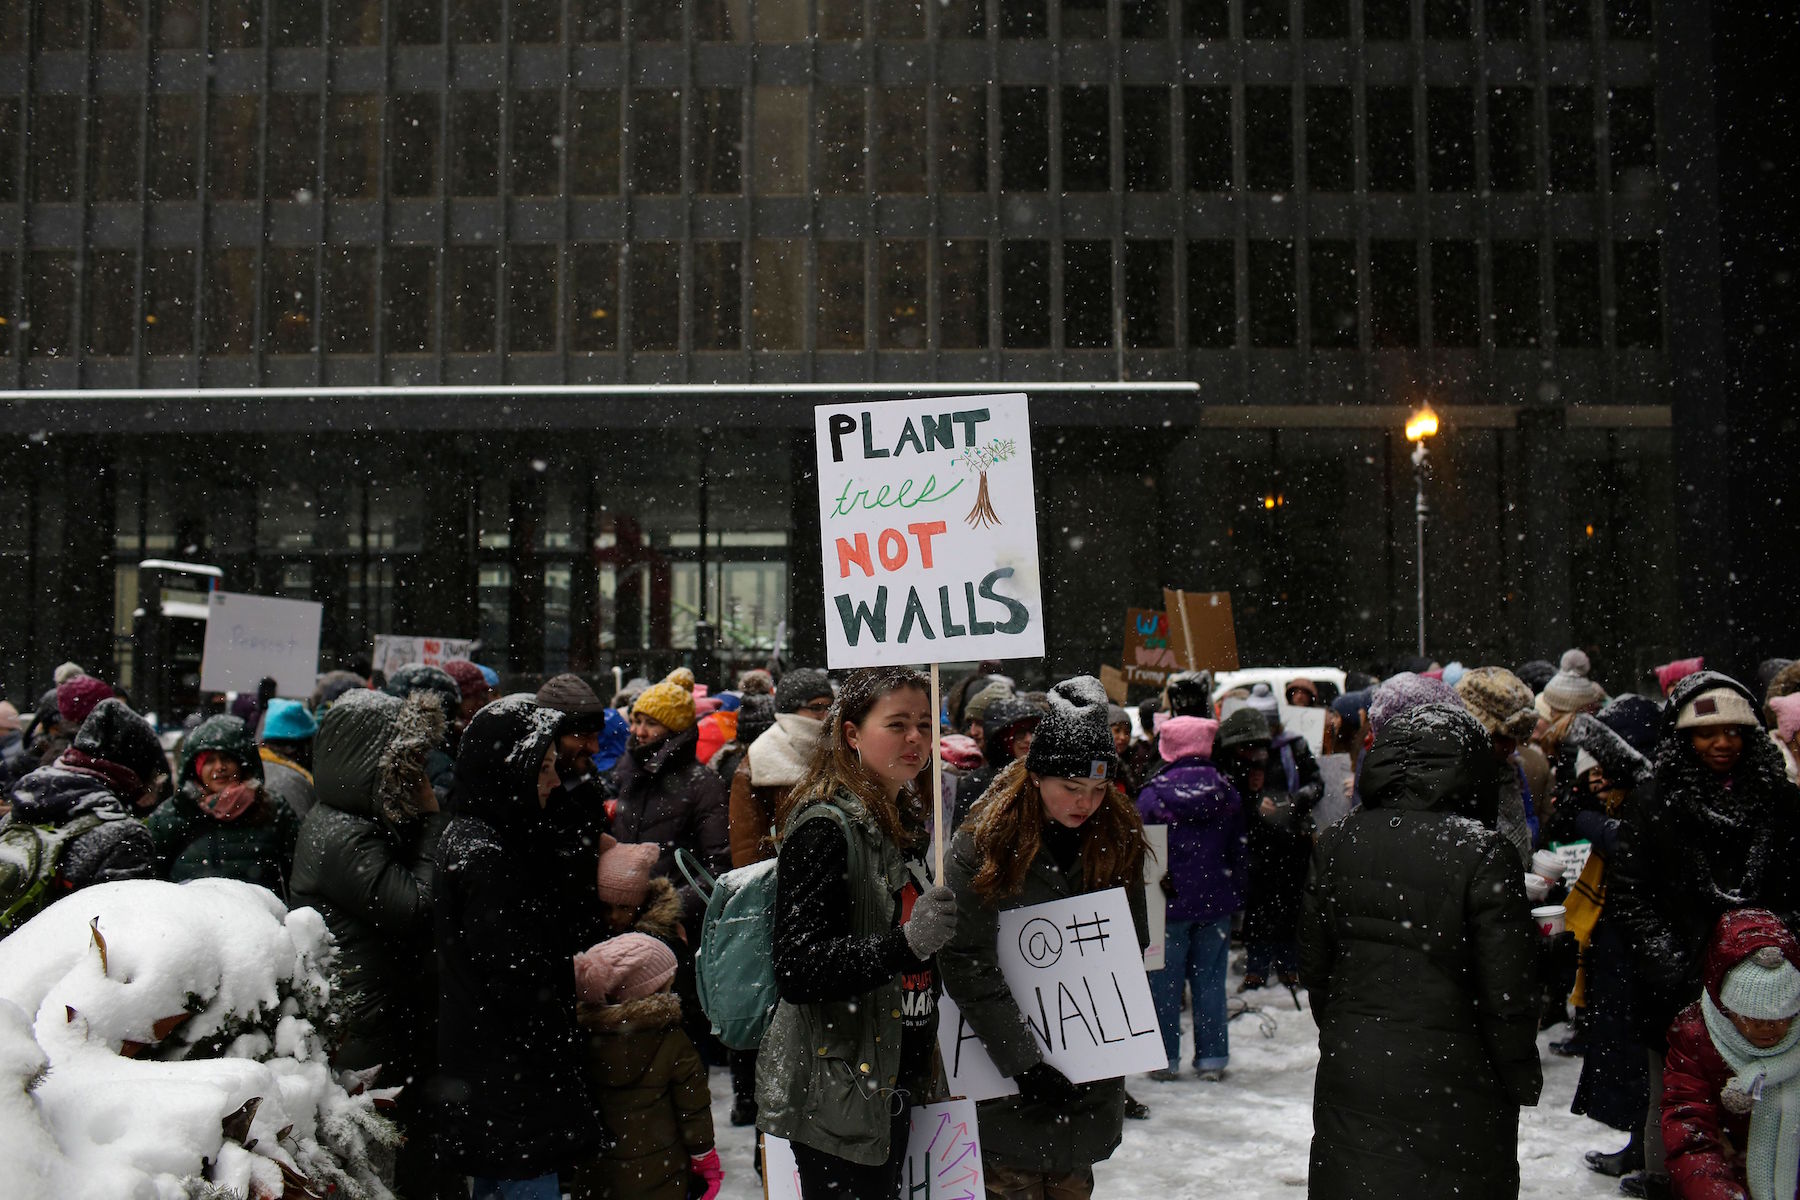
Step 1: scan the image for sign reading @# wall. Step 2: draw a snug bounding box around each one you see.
[815,394,1043,668]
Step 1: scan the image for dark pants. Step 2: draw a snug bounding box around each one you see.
[729,1047,757,1110]
[790,1109,909,1197]
[984,1163,1096,1199]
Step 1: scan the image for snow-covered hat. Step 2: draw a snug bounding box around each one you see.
[1721,947,1800,1021]
[1676,687,1758,731]
[1024,676,1117,782]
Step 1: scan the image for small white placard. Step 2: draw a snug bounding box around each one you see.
[199,591,322,698]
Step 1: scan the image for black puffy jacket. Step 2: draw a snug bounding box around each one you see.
[1300,704,1542,1200]
[4,762,156,896]
[610,727,729,919]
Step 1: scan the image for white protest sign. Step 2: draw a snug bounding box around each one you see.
[993,886,1165,1083]
[1142,824,1169,972]
[815,394,1043,668]
[938,993,1019,1102]
[371,634,479,678]
[1279,704,1327,756]
[763,1098,986,1200]
[1551,840,1593,880]
[1313,752,1357,830]
[199,591,323,698]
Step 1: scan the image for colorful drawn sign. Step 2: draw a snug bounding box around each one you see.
[1122,607,1178,687]
[763,1099,986,1199]
[371,635,479,679]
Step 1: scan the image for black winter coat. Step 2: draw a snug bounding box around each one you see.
[1605,670,1800,1047]
[4,761,156,892]
[1300,704,1542,1200]
[610,729,729,918]
[432,697,602,1179]
[1243,731,1323,947]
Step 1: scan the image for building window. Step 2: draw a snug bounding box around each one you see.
[1002,241,1051,348]
[393,0,440,41]
[205,250,257,355]
[1554,242,1600,347]
[575,0,620,38]
[879,240,926,350]
[1607,0,1652,39]
[158,0,202,47]
[388,95,441,198]
[570,91,620,196]
[751,240,804,350]
[630,90,682,194]
[1248,241,1295,347]
[1062,86,1111,192]
[209,95,262,201]
[1121,0,1166,38]
[0,252,14,344]
[1001,87,1049,191]
[1000,0,1045,37]
[1363,0,1410,39]
[509,246,559,353]
[1181,0,1226,38]
[818,88,865,194]
[383,247,437,354]
[1425,0,1469,37]
[1064,241,1113,349]
[821,0,860,38]
[1491,241,1541,348]
[877,89,928,193]
[31,95,81,203]
[1185,87,1231,190]
[1366,87,1415,192]
[569,243,618,352]
[939,87,987,192]
[1244,87,1292,191]
[451,0,502,41]
[266,95,321,200]
[149,95,200,201]
[27,252,76,357]
[938,0,985,37]
[1431,240,1478,346]
[1063,0,1105,38]
[1609,87,1656,190]
[143,249,196,356]
[1309,240,1357,349]
[211,0,262,47]
[818,242,865,350]
[512,91,563,197]
[1304,0,1348,37]
[1548,88,1595,192]
[451,92,500,196]
[89,95,142,203]
[692,89,742,194]
[1243,0,1288,38]
[1370,240,1420,347]
[0,99,17,201]
[333,0,385,45]
[1188,240,1235,347]
[264,248,317,356]
[1613,240,1662,348]
[878,0,924,39]
[447,246,497,353]
[323,247,375,354]
[631,243,680,350]
[272,0,322,44]
[512,0,560,41]
[1545,0,1589,39]
[86,251,137,357]
[1427,88,1474,192]
[940,240,989,350]
[1487,0,1530,40]
[694,242,742,351]
[327,95,381,199]
[1124,88,1170,191]
[1488,87,1536,193]
[755,88,806,195]
[1306,88,1353,191]
[1125,240,1173,348]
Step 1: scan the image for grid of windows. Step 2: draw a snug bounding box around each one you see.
[0,0,1664,383]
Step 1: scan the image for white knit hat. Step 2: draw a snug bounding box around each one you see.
[1675,687,1758,731]
[1720,947,1800,1021]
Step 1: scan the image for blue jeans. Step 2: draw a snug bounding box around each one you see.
[470,1174,560,1200]
[1150,916,1231,1071]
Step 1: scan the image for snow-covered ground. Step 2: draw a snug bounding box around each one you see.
[705,982,1630,1198]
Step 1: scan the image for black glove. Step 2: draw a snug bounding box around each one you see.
[1014,1061,1081,1106]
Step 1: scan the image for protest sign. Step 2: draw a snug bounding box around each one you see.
[1142,824,1169,972]
[1098,664,1129,705]
[1550,840,1593,880]
[1122,607,1178,688]
[371,634,479,678]
[1313,753,1357,830]
[199,591,323,698]
[815,393,1042,669]
[1278,704,1327,756]
[1160,589,1240,673]
[938,994,1020,1102]
[764,1098,986,1200]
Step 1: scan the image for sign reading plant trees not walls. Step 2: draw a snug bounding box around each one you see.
[816,394,1044,668]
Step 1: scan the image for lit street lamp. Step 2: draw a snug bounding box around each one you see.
[1406,404,1439,657]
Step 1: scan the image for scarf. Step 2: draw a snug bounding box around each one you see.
[747,713,823,788]
[1701,990,1800,1200]
[59,747,146,802]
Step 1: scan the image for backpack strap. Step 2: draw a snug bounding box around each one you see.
[673,847,717,902]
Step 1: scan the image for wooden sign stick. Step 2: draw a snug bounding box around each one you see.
[931,662,947,883]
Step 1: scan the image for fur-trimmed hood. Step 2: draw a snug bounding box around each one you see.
[576,989,683,1035]
[632,877,684,944]
[315,688,448,827]
[746,712,823,788]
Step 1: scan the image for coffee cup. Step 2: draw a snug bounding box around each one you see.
[1532,904,1567,937]
[1523,874,1552,903]
[1530,850,1564,881]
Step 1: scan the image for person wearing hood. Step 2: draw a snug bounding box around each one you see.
[257,699,319,821]
[384,663,465,802]
[1608,670,1800,1199]
[432,696,602,1198]
[288,687,452,1198]
[961,678,1013,756]
[951,692,1042,828]
[730,669,832,870]
[147,714,300,898]
[589,707,630,781]
[1661,909,1800,1200]
[33,674,117,770]
[1240,682,1323,992]
[536,673,623,953]
[442,660,495,733]
[1300,703,1542,1199]
[2,699,163,906]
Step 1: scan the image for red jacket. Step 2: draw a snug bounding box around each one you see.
[1662,908,1800,1200]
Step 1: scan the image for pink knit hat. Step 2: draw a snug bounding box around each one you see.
[1159,716,1220,763]
[1770,694,1800,747]
[596,835,662,906]
[574,933,678,1003]
[1655,657,1705,696]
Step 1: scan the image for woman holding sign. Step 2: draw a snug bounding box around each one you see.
[755,666,959,1196]
[941,676,1150,1200]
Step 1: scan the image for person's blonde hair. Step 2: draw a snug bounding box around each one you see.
[964,759,1147,903]
[774,666,929,851]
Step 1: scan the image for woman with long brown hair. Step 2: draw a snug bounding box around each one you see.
[754,666,958,1196]
[940,676,1150,1200]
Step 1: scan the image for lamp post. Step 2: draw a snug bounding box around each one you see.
[1404,404,1439,658]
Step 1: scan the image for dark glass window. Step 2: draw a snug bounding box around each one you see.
[1607,0,1652,40]
[1547,88,1595,192]
[1486,0,1529,39]
[27,252,76,357]
[108,0,146,51]
[451,92,500,195]
[204,249,256,355]
[1306,88,1352,191]
[207,95,260,201]
[1188,240,1235,347]
[1062,86,1111,192]
[1363,0,1410,39]
[157,0,202,48]
[1309,240,1357,349]
[383,247,437,354]
[1001,87,1049,191]
[450,0,501,41]
[1121,0,1166,38]
[939,87,987,192]
[512,91,563,197]
[1185,86,1231,190]
[940,240,988,349]
[820,0,859,37]
[323,247,375,353]
[937,0,986,38]
[694,242,742,351]
[755,87,805,194]
[394,0,442,41]
[326,96,380,199]
[569,243,618,352]
[511,0,560,41]
[877,89,928,193]
[1000,0,1045,37]
[264,248,318,356]
[1124,88,1170,191]
[1370,240,1419,347]
[389,93,442,197]
[143,249,195,356]
[1366,87,1415,192]
[751,240,804,350]
[1430,240,1478,346]
[509,246,558,352]
[877,0,925,36]
[1002,241,1050,348]
[630,91,681,194]
[1554,241,1599,347]
[86,251,137,357]
[1425,0,1469,37]
[1491,240,1541,348]
[1245,87,1292,191]
[1545,0,1588,39]
[446,246,498,353]
[1613,240,1662,348]
[576,0,620,39]
[570,91,620,196]
[332,0,384,45]
[693,89,742,194]
[0,99,17,201]
[1064,241,1113,349]
[1181,0,1226,38]
[1304,0,1348,37]
[150,96,202,201]
[879,240,926,350]
[818,242,865,350]
[818,88,865,194]
[1063,0,1105,38]
[89,95,142,203]
[1609,87,1656,188]
[41,4,87,50]
[30,95,80,203]
[1244,0,1287,36]
[210,0,261,46]
[1488,87,1536,193]
[1248,240,1295,348]
[1125,240,1173,348]
[1427,88,1474,192]
[0,252,15,343]
[271,0,321,44]
[269,94,323,200]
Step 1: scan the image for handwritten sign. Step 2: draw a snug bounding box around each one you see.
[1161,588,1240,673]
[199,591,322,698]
[763,1099,986,1200]
[1122,608,1178,688]
[815,394,1042,668]
[371,634,478,678]
[1313,752,1357,830]
[1278,704,1327,756]
[1142,824,1169,972]
[938,993,1020,1102]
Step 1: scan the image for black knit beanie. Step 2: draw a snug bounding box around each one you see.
[1024,676,1118,781]
[774,668,834,715]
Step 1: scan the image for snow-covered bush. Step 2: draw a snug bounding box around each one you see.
[0,878,399,1200]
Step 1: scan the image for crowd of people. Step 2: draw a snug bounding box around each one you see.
[0,645,1796,1200]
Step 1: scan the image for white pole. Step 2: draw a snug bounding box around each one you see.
[930,663,946,883]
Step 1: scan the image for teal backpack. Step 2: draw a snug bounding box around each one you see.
[676,803,857,1051]
[0,815,105,935]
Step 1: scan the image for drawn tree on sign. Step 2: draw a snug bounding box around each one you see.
[955,438,1017,529]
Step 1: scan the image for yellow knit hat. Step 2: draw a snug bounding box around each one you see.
[632,668,697,733]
